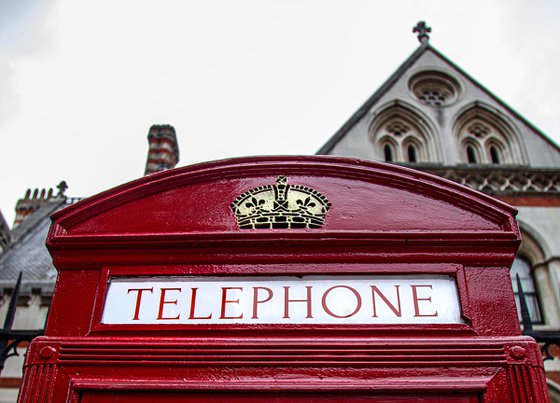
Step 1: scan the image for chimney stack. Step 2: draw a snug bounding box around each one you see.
[13,182,66,227]
[144,125,180,175]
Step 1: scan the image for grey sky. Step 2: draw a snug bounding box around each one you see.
[1,0,559,225]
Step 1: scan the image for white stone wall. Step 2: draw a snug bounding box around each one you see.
[329,49,560,168]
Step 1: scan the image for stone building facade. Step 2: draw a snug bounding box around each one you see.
[0,23,559,401]
[0,125,180,402]
[317,22,560,400]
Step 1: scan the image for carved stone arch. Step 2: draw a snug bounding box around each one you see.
[517,220,550,263]
[485,138,506,164]
[378,135,398,162]
[368,100,442,163]
[461,137,483,164]
[378,134,399,147]
[402,136,423,163]
[453,102,528,165]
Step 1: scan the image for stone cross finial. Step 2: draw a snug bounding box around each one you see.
[413,21,431,44]
[57,180,68,197]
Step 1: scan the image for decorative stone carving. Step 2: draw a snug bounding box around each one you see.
[231,175,331,229]
[409,71,461,107]
[422,167,560,194]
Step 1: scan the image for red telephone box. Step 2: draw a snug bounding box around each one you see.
[19,156,549,402]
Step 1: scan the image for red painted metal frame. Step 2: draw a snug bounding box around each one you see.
[18,156,549,402]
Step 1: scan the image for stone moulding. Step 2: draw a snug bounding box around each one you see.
[421,167,560,195]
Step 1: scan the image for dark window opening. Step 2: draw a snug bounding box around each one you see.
[490,146,500,164]
[407,145,417,162]
[383,145,393,162]
[466,146,477,164]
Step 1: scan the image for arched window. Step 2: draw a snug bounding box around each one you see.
[510,256,542,324]
[453,104,527,165]
[383,144,393,162]
[489,146,500,164]
[376,119,427,163]
[458,120,509,165]
[466,146,477,164]
[407,144,417,163]
[369,103,442,164]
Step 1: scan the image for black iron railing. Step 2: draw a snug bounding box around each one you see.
[0,273,43,374]
[517,274,560,363]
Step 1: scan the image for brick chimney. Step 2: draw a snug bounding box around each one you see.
[144,125,180,175]
[13,181,67,227]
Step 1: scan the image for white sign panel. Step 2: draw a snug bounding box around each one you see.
[102,275,462,325]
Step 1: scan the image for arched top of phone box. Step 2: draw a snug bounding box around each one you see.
[47,156,519,246]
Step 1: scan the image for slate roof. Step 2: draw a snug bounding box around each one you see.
[316,43,560,155]
[0,198,67,295]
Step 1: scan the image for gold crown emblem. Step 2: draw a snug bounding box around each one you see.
[231,175,331,229]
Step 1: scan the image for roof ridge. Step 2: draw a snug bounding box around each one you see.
[3,200,65,254]
[425,45,560,153]
[316,43,429,155]
[317,43,560,156]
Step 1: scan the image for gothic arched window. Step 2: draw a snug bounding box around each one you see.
[460,121,509,164]
[369,103,441,164]
[407,144,417,163]
[489,144,501,164]
[454,104,527,165]
[466,145,477,164]
[383,144,394,162]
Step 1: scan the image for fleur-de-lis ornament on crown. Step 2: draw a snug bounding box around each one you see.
[230,175,331,229]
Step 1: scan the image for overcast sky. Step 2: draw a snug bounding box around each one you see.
[1,0,559,225]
